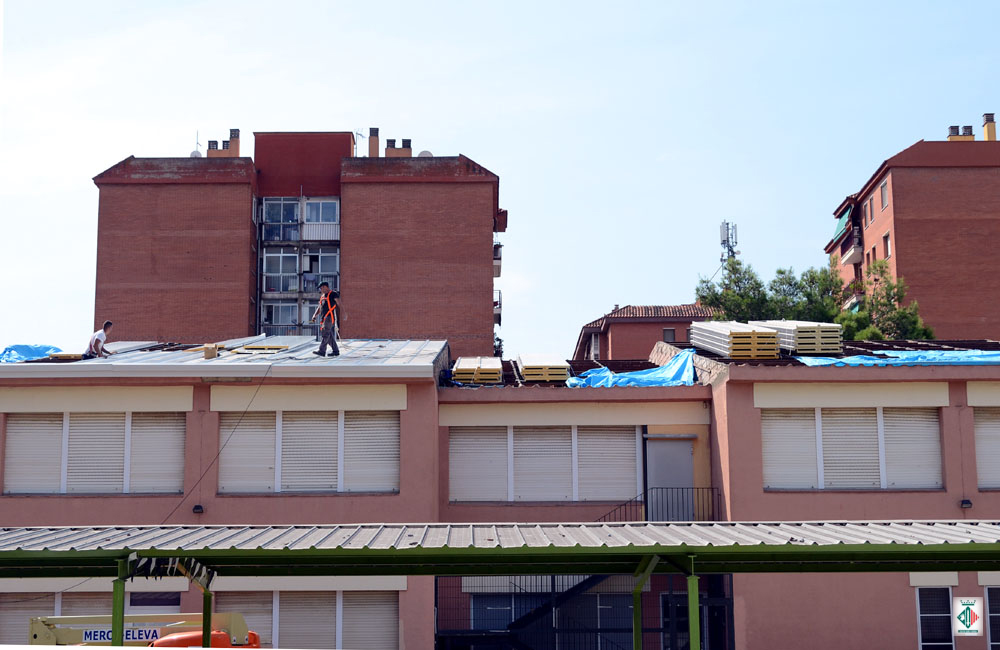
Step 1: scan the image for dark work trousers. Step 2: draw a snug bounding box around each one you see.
[319,322,340,356]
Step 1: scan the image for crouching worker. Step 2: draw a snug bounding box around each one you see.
[311,282,341,357]
[83,320,115,359]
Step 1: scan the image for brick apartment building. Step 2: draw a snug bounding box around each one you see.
[572,304,714,360]
[93,128,505,357]
[825,114,1000,339]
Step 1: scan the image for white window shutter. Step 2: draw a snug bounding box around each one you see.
[0,593,54,644]
[342,591,399,650]
[513,426,572,501]
[883,408,942,488]
[343,411,400,492]
[449,426,508,501]
[3,414,62,494]
[62,593,112,615]
[215,592,273,648]
[218,413,276,493]
[130,413,185,493]
[281,412,338,492]
[577,426,637,500]
[277,592,336,649]
[974,408,1000,488]
[67,413,125,494]
[821,408,880,489]
[760,409,818,489]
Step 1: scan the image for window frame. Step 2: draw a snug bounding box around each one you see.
[761,407,943,491]
[662,328,676,343]
[916,586,954,649]
[2,412,185,495]
[304,198,341,224]
[880,180,889,210]
[883,232,892,259]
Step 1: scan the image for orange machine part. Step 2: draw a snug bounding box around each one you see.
[151,630,261,647]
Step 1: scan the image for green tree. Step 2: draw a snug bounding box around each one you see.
[695,258,773,322]
[861,260,933,340]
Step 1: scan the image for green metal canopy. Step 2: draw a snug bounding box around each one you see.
[831,205,852,241]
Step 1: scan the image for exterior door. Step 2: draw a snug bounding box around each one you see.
[645,439,694,521]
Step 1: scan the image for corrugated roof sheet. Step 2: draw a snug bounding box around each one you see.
[0,337,449,379]
[3,521,999,552]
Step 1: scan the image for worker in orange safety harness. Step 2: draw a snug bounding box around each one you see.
[311,282,341,357]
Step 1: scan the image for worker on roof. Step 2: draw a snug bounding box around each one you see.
[83,321,115,359]
[311,283,341,357]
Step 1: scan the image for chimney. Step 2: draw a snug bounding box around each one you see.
[208,141,219,150]
[985,114,996,141]
[368,127,380,157]
[229,128,240,156]
[947,125,974,142]
[222,140,230,150]
[385,138,413,158]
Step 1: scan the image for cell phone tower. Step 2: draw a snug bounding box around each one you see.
[720,221,739,262]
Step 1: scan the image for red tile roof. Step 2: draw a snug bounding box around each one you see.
[583,304,715,328]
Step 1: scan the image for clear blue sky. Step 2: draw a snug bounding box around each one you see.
[1,1,997,357]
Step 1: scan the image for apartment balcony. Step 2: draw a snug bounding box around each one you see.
[840,227,863,265]
[597,487,722,522]
[493,243,502,278]
[302,222,340,241]
[493,290,502,326]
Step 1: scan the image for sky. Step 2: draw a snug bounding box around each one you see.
[1,0,998,358]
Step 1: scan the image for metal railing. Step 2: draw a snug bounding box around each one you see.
[597,487,722,523]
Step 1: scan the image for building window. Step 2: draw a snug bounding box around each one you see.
[302,247,340,293]
[880,180,889,210]
[262,198,300,241]
[686,327,692,341]
[305,200,339,223]
[987,587,1000,649]
[662,328,676,343]
[883,233,891,258]
[866,251,871,267]
[974,408,1000,488]
[916,587,953,649]
[590,332,600,360]
[871,246,878,262]
[868,197,874,224]
[760,407,942,490]
[2,412,185,495]
[862,201,869,227]
[217,410,400,494]
[262,301,298,327]
[263,248,299,292]
[449,425,640,502]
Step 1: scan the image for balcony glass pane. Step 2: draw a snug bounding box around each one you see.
[321,202,338,222]
[280,256,297,274]
[264,202,282,223]
[305,203,322,223]
[282,202,299,223]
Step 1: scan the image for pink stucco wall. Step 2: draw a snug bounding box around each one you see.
[605,320,695,359]
[714,371,1000,649]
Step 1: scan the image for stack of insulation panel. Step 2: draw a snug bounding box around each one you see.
[748,320,843,354]
[690,321,779,359]
[516,354,572,382]
[452,357,503,384]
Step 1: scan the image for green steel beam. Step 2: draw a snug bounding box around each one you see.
[687,557,700,650]
[633,556,660,650]
[202,590,213,648]
[112,559,127,647]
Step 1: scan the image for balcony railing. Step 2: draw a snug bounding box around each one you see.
[302,222,340,241]
[597,487,722,522]
[301,273,340,293]
[261,223,300,242]
[493,290,502,326]
[263,273,298,292]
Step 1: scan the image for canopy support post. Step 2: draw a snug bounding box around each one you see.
[687,555,700,650]
[633,555,660,649]
[112,559,127,646]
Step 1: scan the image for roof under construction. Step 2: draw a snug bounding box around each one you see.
[3,521,1000,577]
[0,336,449,379]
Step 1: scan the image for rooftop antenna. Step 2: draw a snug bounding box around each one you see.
[189,131,203,158]
[720,220,739,262]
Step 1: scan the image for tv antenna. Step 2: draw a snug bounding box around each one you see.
[720,221,739,262]
[189,131,203,158]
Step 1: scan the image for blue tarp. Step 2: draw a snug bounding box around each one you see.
[795,349,1000,367]
[567,348,697,387]
[0,344,61,363]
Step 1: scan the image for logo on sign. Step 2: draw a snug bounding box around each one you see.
[82,628,161,643]
[953,597,983,636]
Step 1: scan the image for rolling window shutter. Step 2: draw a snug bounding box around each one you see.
[974,408,1000,488]
[449,426,508,501]
[62,593,112,615]
[513,426,572,501]
[215,592,273,648]
[760,409,817,489]
[281,412,337,492]
[0,593,54,645]
[577,426,637,500]
[218,412,275,493]
[343,411,400,492]
[277,592,336,649]
[821,408,880,489]
[342,591,399,650]
[130,412,185,494]
[883,408,942,489]
[67,413,125,494]
[3,414,62,494]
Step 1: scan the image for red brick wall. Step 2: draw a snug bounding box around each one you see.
[340,182,496,357]
[890,166,1000,339]
[94,183,256,343]
[605,320,696,359]
[254,132,354,197]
